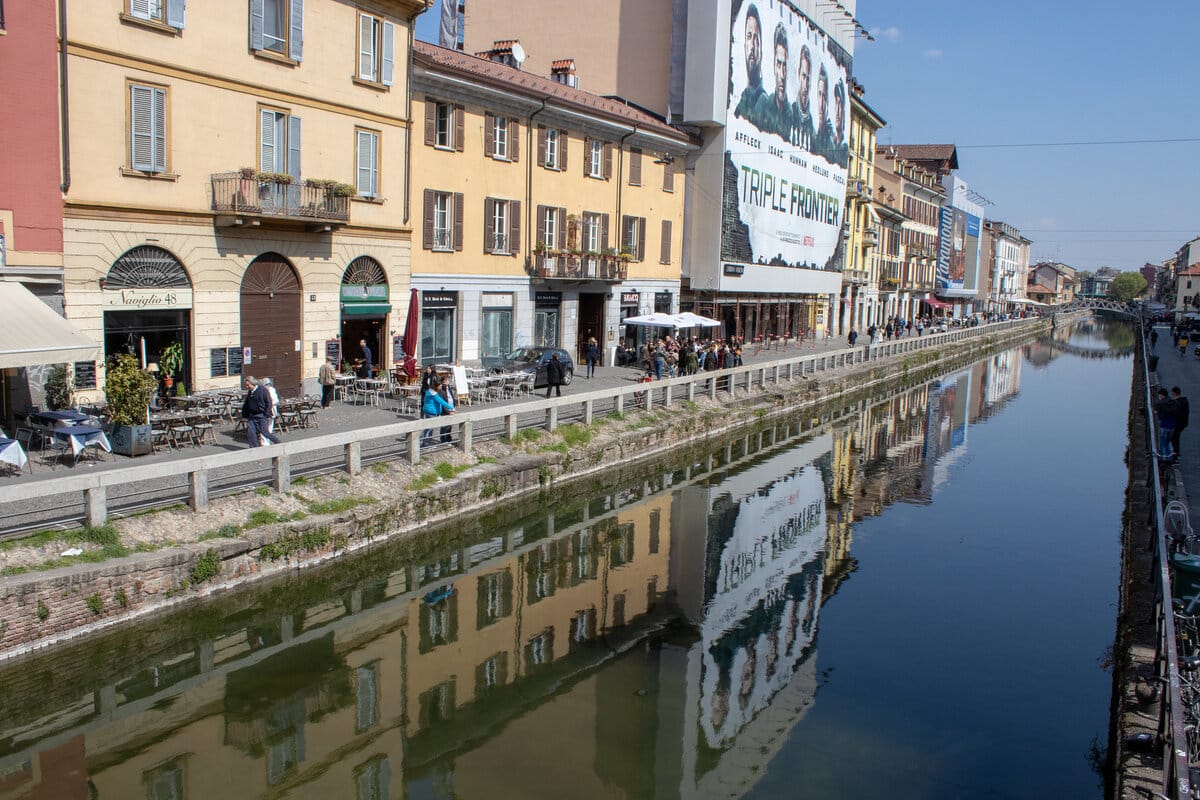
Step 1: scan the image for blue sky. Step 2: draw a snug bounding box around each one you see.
[416,0,1200,271]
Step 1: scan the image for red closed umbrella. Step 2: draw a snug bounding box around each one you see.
[401,288,419,378]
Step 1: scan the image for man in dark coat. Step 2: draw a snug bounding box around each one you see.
[241,375,281,448]
[1172,386,1190,461]
[545,353,565,398]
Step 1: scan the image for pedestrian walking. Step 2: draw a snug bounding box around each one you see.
[584,337,599,379]
[1150,328,1159,349]
[847,329,858,347]
[358,338,374,378]
[1172,386,1189,460]
[318,356,336,408]
[437,376,455,444]
[545,352,565,397]
[1181,331,1190,357]
[1156,387,1177,459]
[420,379,454,447]
[241,376,281,448]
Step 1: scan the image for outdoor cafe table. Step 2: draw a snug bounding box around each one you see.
[0,437,29,472]
[51,425,111,462]
[30,410,92,428]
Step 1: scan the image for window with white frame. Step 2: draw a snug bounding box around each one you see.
[584,213,600,253]
[482,655,500,688]
[543,206,558,250]
[433,192,452,250]
[622,216,640,259]
[357,12,395,86]
[588,139,603,178]
[493,115,508,159]
[251,0,301,58]
[259,108,300,177]
[435,103,452,149]
[129,84,167,174]
[491,200,509,253]
[545,128,559,169]
[355,129,379,198]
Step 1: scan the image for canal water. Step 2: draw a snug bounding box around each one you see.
[0,321,1133,799]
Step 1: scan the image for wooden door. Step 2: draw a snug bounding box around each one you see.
[240,254,302,395]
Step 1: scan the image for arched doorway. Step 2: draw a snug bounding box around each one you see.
[339,256,390,377]
[240,254,302,395]
[102,246,193,392]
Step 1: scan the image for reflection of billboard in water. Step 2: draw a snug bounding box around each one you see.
[698,437,830,748]
[722,0,852,272]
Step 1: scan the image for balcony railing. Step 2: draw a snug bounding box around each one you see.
[211,172,350,228]
[533,253,627,282]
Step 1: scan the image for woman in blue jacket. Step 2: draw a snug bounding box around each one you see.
[421,381,454,447]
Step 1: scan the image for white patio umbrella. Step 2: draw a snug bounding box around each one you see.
[672,311,721,328]
[622,312,680,328]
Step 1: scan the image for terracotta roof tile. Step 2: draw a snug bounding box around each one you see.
[1178,264,1200,276]
[886,144,959,170]
[414,41,687,143]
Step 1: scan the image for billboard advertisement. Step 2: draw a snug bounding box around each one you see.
[722,0,852,274]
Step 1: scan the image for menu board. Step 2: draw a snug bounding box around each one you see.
[227,346,244,376]
[326,338,341,370]
[210,348,228,378]
[393,334,404,363]
[74,361,97,390]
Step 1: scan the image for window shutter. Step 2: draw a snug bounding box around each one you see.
[380,21,395,86]
[603,143,612,180]
[166,0,186,29]
[359,14,376,80]
[536,205,546,250]
[423,189,435,249]
[287,114,302,180]
[536,126,546,167]
[130,85,154,171]
[259,109,276,172]
[559,131,568,171]
[453,105,465,152]
[424,100,436,146]
[131,0,151,19]
[453,192,464,250]
[509,119,519,162]
[660,219,672,264]
[357,131,375,197]
[630,148,642,186]
[621,215,631,254]
[557,207,567,250]
[484,112,495,155]
[483,198,496,253]
[509,200,521,255]
[583,138,591,176]
[249,0,264,51]
[288,0,304,62]
[601,213,609,251]
[637,216,646,261]
[152,88,166,173]
[663,158,675,191]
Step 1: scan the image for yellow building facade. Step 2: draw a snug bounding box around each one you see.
[837,86,885,335]
[62,0,427,399]
[410,41,690,367]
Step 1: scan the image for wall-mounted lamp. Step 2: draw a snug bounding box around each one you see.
[653,154,675,165]
[98,277,107,290]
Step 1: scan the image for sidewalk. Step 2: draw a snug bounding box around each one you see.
[1149,326,1200,527]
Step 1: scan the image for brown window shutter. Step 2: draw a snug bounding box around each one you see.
[483,197,495,252]
[509,200,521,254]
[423,189,435,249]
[509,119,519,162]
[583,137,592,176]
[536,205,546,249]
[537,125,546,167]
[663,157,675,191]
[620,215,631,254]
[424,99,436,146]
[638,216,646,261]
[559,131,568,172]
[453,192,464,251]
[601,213,609,251]
[630,148,642,186]
[484,112,495,155]
[603,143,612,180]
[660,219,672,264]
[557,207,567,249]
[454,105,465,152]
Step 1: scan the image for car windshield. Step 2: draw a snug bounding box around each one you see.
[504,348,545,363]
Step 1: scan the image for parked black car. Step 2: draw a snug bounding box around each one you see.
[482,347,575,388]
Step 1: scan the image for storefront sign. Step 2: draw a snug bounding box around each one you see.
[620,292,640,306]
[422,291,457,307]
[535,291,562,306]
[723,263,745,277]
[102,288,193,310]
[340,284,389,302]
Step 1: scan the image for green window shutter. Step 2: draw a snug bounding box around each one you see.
[381,22,395,86]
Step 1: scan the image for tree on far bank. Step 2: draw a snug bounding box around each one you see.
[1108,271,1147,302]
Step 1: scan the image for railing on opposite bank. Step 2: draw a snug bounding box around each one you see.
[0,318,1042,534]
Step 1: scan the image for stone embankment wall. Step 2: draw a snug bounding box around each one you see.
[0,322,1049,659]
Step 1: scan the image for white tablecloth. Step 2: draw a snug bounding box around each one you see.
[53,426,112,457]
[0,438,28,470]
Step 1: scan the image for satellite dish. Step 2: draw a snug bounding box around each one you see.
[511,42,526,68]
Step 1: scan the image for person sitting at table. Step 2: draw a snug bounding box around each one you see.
[241,376,280,448]
[421,376,454,447]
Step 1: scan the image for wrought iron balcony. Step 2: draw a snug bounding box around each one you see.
[211,172,350,230]
[533,253,627,283]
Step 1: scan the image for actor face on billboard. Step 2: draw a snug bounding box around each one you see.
[790,45,814,150]
[772,24,789,111]
[745,6,763,89]
[813,66,834,162]
[817,69,829,127]
[834,81,846,143]
[797,46,812,113]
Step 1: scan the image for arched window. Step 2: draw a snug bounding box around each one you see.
[342,256,387,288]
[106,246,191,289]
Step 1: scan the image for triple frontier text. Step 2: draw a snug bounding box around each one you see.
[739,164,841,228]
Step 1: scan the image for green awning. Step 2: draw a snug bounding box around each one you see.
[341,303,392,317]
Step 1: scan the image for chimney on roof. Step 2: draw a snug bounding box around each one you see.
[550,59,579,89]
[475,39,525,69]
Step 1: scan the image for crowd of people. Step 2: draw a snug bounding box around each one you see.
[615,335,751,380]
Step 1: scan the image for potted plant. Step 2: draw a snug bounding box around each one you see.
[105,353,157,456]
[159,342,185,393]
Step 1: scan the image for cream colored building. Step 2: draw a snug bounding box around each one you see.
[62,0,427,399]
[838,84,885,335]
[410,41,690,367]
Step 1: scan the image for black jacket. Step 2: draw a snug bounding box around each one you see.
[1177,396,1190,428]
[546,357,564,385]
[241,385,272,418]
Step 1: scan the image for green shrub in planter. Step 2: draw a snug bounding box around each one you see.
[105,353,157,456]
[44,365,73,410]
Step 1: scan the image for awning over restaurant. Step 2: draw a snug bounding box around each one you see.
[924,298,954,310]
[341,303,392,317]
[0,282,101,369]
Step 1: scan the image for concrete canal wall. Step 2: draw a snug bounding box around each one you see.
[0,319,1053,659]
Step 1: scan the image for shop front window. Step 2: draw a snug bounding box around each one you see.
[421,308,455,366]
[480,308,512,358]
[534,309,559,348]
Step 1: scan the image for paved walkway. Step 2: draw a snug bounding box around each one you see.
[1,332,878,488]
[1149,325,1200,527]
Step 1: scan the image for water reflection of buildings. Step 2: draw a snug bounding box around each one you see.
[0,352,1027,800]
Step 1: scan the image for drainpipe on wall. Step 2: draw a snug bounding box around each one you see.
[524,99,548,263]
[58,0,71,193]
[401,5,424,226]
[614,127,637,259]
